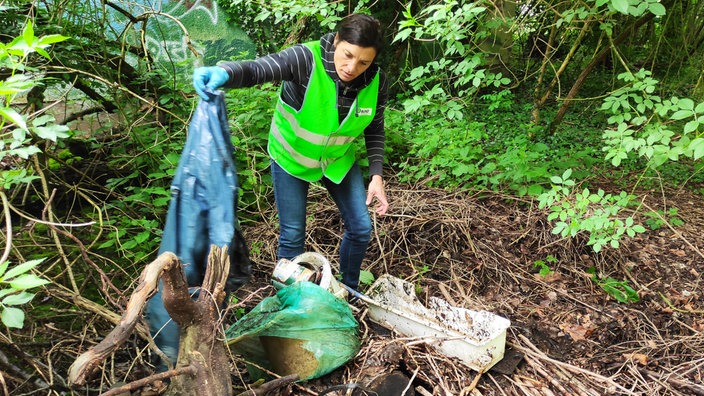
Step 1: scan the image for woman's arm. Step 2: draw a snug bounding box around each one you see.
[218,45,314,88]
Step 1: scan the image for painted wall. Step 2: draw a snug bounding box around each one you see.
[103,0,255,67]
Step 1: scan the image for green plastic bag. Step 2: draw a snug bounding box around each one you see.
[225,281,360,381]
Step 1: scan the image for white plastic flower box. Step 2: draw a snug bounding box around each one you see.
[365,274,511,372]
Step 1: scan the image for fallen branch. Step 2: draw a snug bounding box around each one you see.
[67,252,180,386]
[659,293,704,314]
[640,368,704,396]
[100,365,197,396]
[235,374,299,396]
[523,355,575,396]
[50,286,155,352]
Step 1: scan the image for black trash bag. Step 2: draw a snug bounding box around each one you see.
[227,226,251,293]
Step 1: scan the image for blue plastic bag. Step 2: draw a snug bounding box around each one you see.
[146,91,251,367]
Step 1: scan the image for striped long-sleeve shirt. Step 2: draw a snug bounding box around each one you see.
[218,32,388,178]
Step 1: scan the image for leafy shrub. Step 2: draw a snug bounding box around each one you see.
[644,207,684,230]
[600,69,704,168]
[0,21,67,328]
[0,259,50,328]
[537,169,647,252]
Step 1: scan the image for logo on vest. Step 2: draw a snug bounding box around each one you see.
[356,108,373,116]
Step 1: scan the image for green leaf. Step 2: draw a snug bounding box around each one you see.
[690,138,704,160]
[0,261,8,277]
[527,184,544,196]
[1,306,25,328]
[9,274,49,290]
[2,259,45,281]
[359,270,375,286]
[0,107,28,131]
[37,34,69,46]
[678,98,695,110]
[394,27,413,43]
[671,109,693,120]
[562,168,572,180]
[6,146,41,160]
[134,231,150,244]
[451,163,472,176]
[33,125,70,141]
[2,291,34,306]
[22,21,35,47]
[612,0,630,14]
[632,225,647,233]
[98,240,115,249]
[0,75,35,95]
[35,47,50,59]
[0,289,14,299]
[648,2,666,16]
[683,120,699,134]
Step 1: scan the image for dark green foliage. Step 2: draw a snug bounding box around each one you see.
[223,84,278,219]
[387,94,604,196]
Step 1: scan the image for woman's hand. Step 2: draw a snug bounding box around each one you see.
[193,66,229,101]
[366,175,389,216]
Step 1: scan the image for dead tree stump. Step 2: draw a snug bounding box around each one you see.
[68,245,233,395]
[166,245,232,395]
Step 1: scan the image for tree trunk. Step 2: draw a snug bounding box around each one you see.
[68,252,180,386]
[479,0,517,74]
[548,7,667,131]
[532,15,594,129]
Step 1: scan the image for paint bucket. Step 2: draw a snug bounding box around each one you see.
[272,258,318,286]
[271,252,349,300]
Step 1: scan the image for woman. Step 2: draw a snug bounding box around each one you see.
[193,13,389,291]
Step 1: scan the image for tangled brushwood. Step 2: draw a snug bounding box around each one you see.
[236,178,704,395]
[3,178,703,395]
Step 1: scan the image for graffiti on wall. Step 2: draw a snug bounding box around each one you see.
[103,0,255,67]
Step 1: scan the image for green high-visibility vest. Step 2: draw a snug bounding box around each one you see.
[267,40,380,183]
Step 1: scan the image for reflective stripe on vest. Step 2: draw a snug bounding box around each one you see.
[267,40,379,183]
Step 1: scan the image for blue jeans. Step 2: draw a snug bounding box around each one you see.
[272,161,372,289]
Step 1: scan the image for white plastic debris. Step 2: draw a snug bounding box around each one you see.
[365,274,510,372]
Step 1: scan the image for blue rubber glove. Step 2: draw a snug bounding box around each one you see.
[193,66,229,101]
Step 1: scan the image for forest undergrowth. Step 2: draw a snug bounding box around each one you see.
[228,177,704,396]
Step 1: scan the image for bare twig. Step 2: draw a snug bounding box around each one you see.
[99,365,197,396]
[234,374,299,396]
[514,335,638,395]
[0,191,13,265]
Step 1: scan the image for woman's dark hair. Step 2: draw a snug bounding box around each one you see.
[336,14,384,56]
